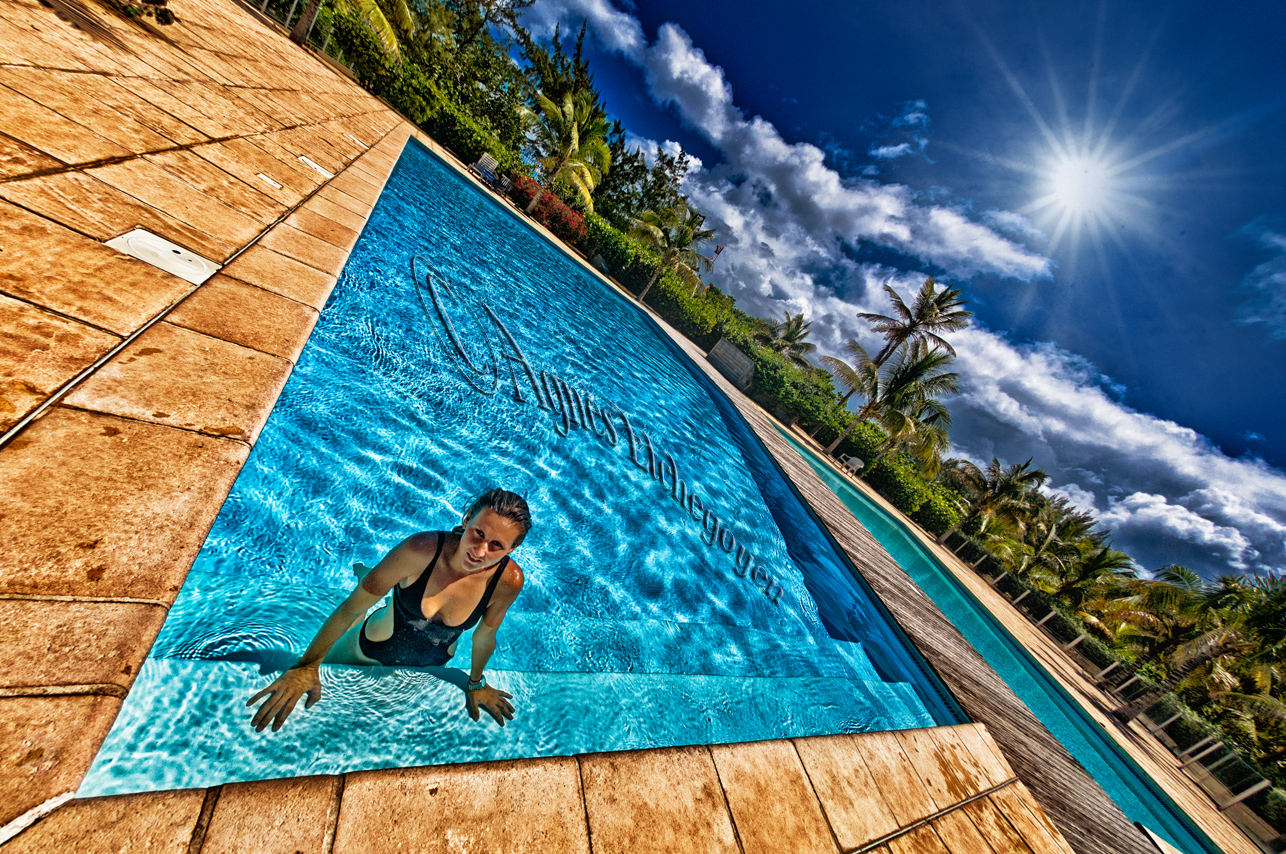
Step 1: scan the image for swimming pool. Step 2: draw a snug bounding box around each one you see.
[80,138,962,795]
[777,431,1223,854]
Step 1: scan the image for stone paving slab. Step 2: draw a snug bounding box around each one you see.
[0,598,166,691]
[0,406,248,601]
[0,788,206,854]
[201,775,340,854]
[792,734,901,851]
[62,320,294,444]
[165,274,319,363]
[709,739,838,854]
[0,694,123,828]
[0,292,119,433]
[219,243,340,310]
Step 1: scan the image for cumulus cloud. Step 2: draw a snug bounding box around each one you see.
[523,0,1286,578]
[1236,218,1286,339]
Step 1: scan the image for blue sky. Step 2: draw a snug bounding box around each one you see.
[519,0,1286,578]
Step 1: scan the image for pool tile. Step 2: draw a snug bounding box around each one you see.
[0,406,248,601]
[887,825,950,854]
[0,789,206,854]
[928,809,995,854]
[166,274,319,362]
[895,727,969,808]
[258,222,351,275]
[87,159,264,247]
[0,171,236,263]
[0,135,63,179]
[850,731,938,826]
[202,775,340,854]
[0,694,122,827]
[792,734,900,850]
[0,87,129,164]
[334,757,589,854]
[709,740,838,854]
[63,321,293,444]
[579,746,739,854]
[0,202,192,335]
[220,244,339,309]
[0,599,166,691]
[0,293,120,431]
[960,797,1037,854]
[284,207,360,251]
[144,149,287,225]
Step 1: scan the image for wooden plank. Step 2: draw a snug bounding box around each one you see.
[792,734,900,851]
[850,731,938,827]
[887,825,951,854]
[931,809,998,854]
[929,726,995,798]
[952,724,1017,788]
[989,783,1078,854]
[895,728,967,808]
[961,796,1037,854]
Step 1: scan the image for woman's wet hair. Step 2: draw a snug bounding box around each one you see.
[455,488,532,546]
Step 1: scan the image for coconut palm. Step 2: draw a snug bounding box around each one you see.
[857,276,973,366]
[295,0,410,52]
[754,311,817,369]
[627,203,714,302]
[821,341,959,477]
[524,91,611,215]
[934,457,1048,544]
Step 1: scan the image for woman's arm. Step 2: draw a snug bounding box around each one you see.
[246,534,436,732]
[464,561,524,726]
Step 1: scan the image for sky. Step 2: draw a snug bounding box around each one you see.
[517,0,1286,579]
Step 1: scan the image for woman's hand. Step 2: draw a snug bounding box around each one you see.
[465,684,515,726]
[247,666,322,732]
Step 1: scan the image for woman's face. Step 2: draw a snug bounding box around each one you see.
[458,508,523,571]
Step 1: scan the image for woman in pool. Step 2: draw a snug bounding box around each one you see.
[247,489,529,732]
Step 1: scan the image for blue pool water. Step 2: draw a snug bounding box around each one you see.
[778,431,1223,854]
[81,138,962,795]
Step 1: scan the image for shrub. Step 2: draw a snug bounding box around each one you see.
[910,483,963,535]
[510,175,587,244]
[863,455,929,515]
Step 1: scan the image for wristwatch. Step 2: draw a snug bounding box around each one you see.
[467,675,486,691]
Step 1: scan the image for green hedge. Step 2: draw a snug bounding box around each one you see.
[863,455,929,515]
[910,483,963,535]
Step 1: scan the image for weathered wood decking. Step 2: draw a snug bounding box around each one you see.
[652,332,1164,854]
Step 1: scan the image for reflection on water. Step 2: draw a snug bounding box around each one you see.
[82,139,953,796]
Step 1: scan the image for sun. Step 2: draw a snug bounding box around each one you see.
[1048,154,1115,214]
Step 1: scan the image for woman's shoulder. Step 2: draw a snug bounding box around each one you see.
[403,530,449,555]
[499,556,525,592]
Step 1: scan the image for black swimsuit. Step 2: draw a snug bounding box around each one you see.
[359,533,508,667]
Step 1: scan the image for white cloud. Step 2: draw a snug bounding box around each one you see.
[523,1,1286,578]
[871,143,914,159]
[1236,219,1286,339]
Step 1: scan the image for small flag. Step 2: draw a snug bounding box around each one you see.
[714,246,724,256]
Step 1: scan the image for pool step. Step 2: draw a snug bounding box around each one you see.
[151,572,888,683]
[81,658,935,798]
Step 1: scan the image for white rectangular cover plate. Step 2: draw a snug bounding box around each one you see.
[105,228,221,285]
[298,155,334,179]
[256,172,283,189]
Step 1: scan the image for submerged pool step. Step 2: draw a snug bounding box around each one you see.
[151,571,887,684]
[80,658,934,798]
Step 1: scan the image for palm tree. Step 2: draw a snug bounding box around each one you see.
[627,203,714,302]
[754,311,817,369]
[857,276,973,366]
[295,0,410,51]
[934,457,1048,544]
[821,342,959,476]
[524,91,611,215]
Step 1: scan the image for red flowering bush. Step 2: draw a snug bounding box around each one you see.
[509,175,588,245]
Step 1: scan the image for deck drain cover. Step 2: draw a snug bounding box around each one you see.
[105,228,221,285]
[299,155,334,179]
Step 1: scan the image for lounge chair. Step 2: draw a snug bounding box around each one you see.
[468,153,500,185]
[839,454,865,476]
